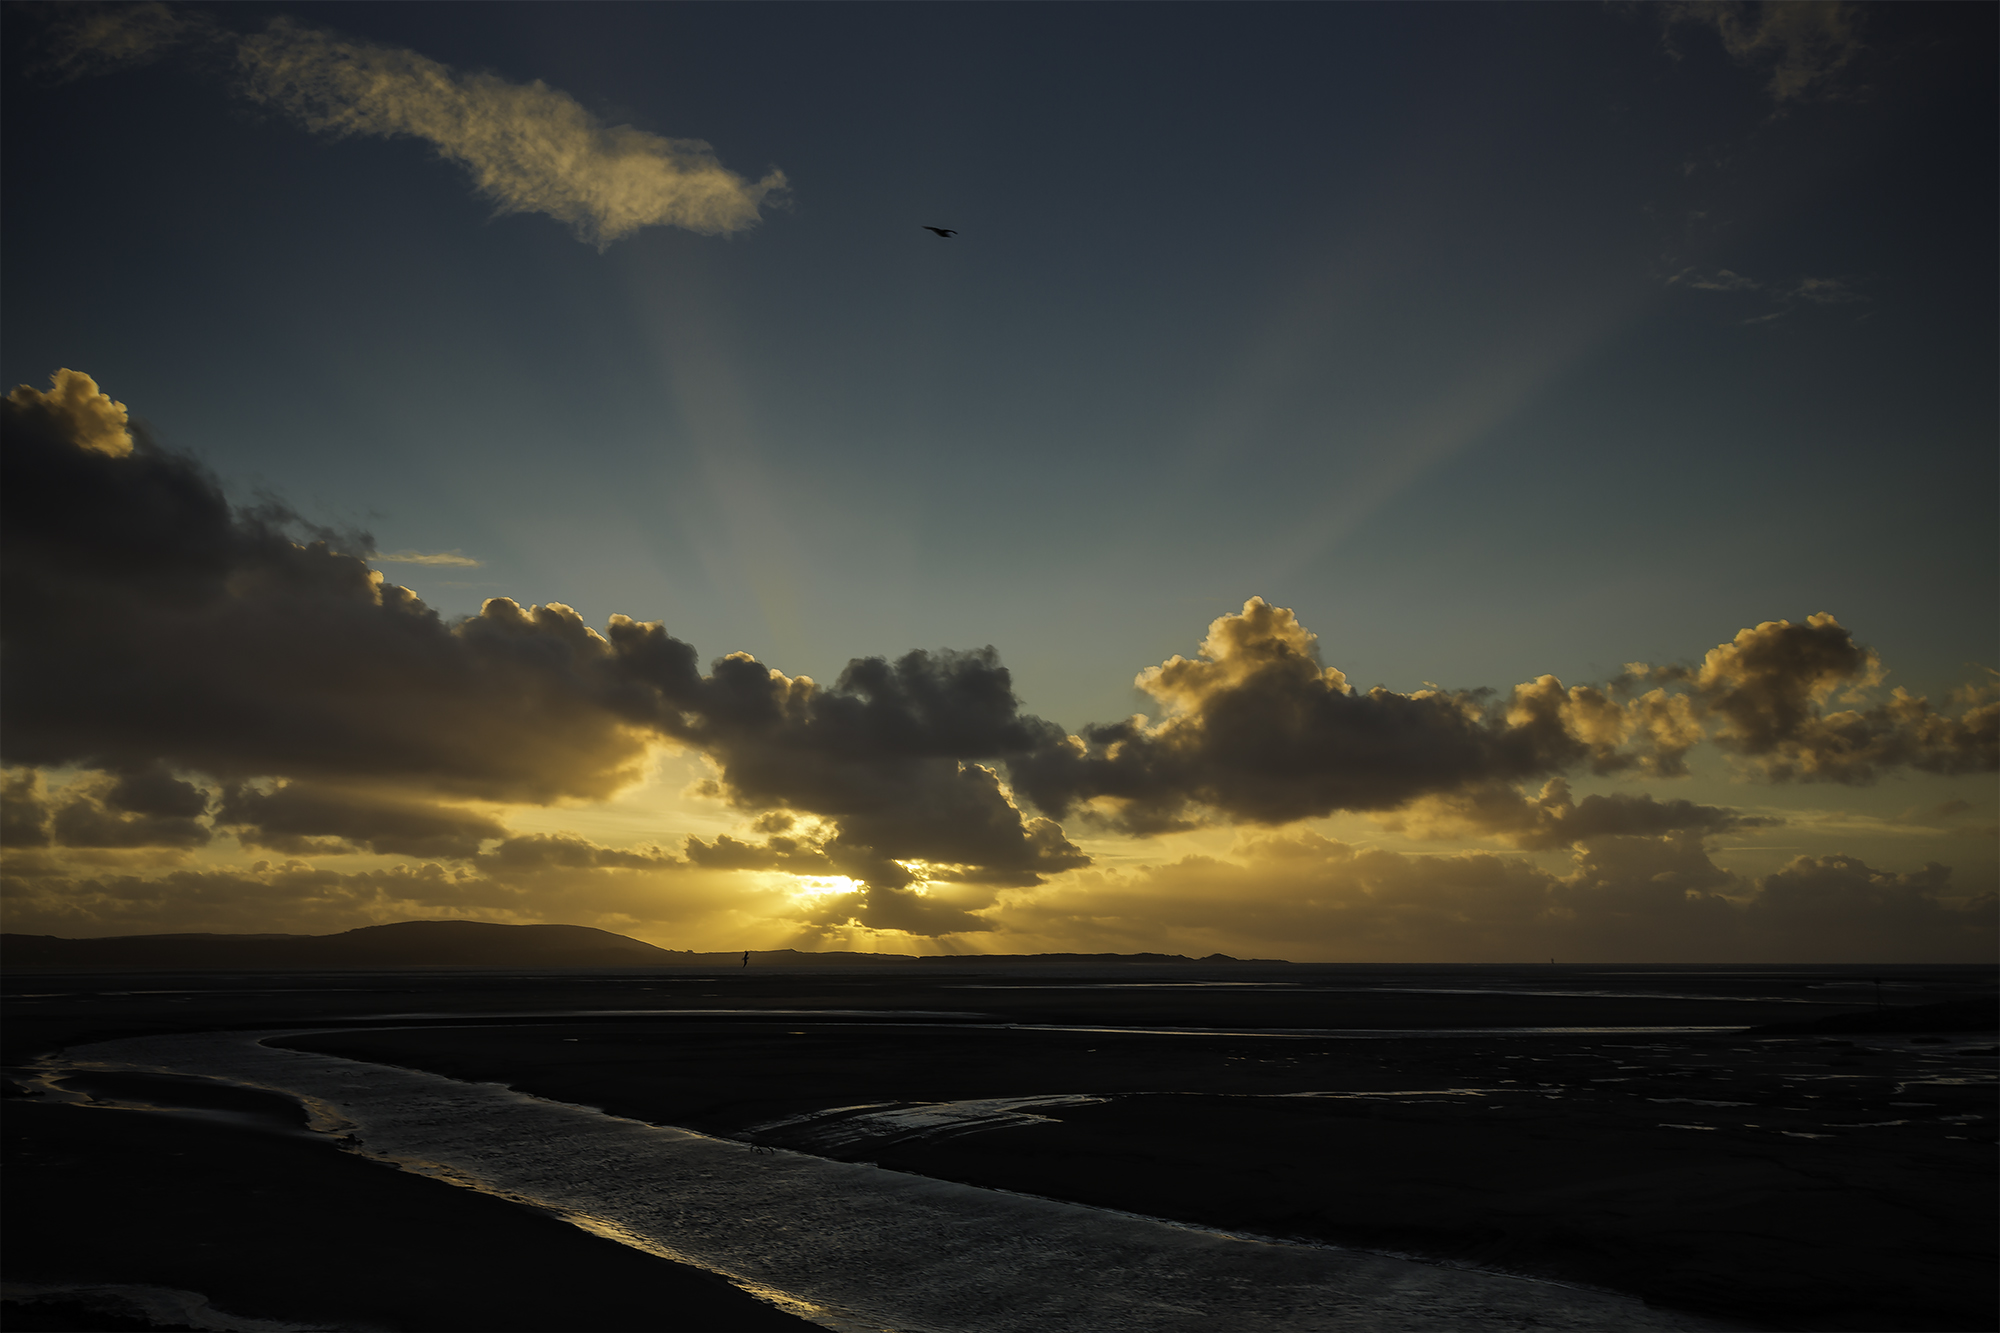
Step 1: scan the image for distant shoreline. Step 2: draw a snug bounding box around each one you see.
[0,920,1286,971]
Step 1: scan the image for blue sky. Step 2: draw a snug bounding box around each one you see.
[2,2,1993,958]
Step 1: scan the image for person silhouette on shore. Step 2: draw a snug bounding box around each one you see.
[742,950,750,969]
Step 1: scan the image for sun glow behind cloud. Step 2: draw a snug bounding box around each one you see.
[790,875,863,900]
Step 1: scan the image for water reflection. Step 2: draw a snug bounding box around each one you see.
[47,1030,1741,1333]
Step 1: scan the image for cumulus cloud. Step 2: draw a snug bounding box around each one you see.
[5,374,1992,943]
[0,372,1079,904]
[2,376,713,805]
[32,8,785,246]
[667,647,1090,927]
[1010,599,1674,833]
[1662,1,1864,102]
[1635,615,1997,783]
[1011,600,1989,837]
[3,369,134,457]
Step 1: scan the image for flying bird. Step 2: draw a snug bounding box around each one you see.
[923,226,957,238]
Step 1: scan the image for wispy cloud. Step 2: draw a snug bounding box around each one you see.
[32,6,786,247]
[373,550,482,568]
[1662,1,1864,104]
[1669,267,1761,293]
[1790,276,1865,305]
[1665,267,1868,322]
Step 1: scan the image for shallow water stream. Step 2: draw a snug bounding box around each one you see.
[48,1030,1744,1333]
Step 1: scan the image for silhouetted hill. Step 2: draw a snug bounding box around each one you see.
[0,920,681,970]
[0,925,1288,971]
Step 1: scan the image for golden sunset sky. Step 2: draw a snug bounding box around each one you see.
[2,2,1993,960]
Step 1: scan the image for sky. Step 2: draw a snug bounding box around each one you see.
[2,0,1993,962]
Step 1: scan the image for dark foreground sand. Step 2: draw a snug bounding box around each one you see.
[1,1074,815,1332]
[5,963,1994,1332]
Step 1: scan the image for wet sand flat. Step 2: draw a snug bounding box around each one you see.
[6,962,1994,1331]
[284,1017,1997,1332]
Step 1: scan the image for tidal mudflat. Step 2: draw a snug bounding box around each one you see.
[5,962,1994,1331]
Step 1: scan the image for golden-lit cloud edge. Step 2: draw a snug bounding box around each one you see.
[2,370,1993,957]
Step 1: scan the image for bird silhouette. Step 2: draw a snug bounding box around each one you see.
[922,226,957,238]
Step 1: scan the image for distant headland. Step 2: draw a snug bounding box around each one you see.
[0,920,1287,970]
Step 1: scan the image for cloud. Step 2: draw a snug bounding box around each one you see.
[1638,615,1998,783]
[1745,852,1987,944]
[1,766,210,850]
[1009,599,1671,833]
[1011,601,1990,836]
[5,375,1992,942]
[3,369,134,457]
[684,832,833,874]
[374,550,482,568]
[1790,276,1864,305]
[475,832,687,873]
[0,835,808,945]
[988,829,1993,963]
[1665,268,1870,321]
[217,780,509,858]
[31,8,786,247]
[0,771,54,848]
[1662,1,1864,102]
[669,646,1091,924]
[1379,777,1776,851]
[1667,267,1762,293]
[26,2,196,82]
[0,372,1080,902]
[2,373,703,804]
